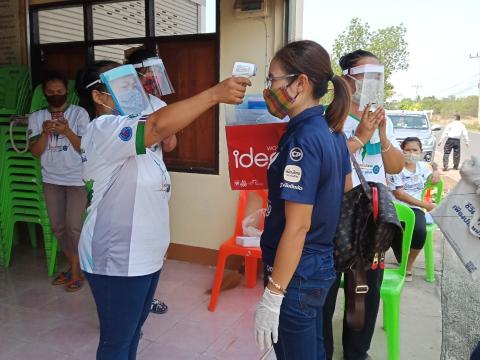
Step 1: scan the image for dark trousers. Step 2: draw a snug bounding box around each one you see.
[323,269,384,360]
[471,342,480,360]
[85,270,161,360]
[391,207,427,262]
[443,138,461,169]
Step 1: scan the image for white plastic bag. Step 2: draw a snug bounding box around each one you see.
[431,179,480,278]
[242,208,266,237]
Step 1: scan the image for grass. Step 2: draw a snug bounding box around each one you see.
[432,116,480,133]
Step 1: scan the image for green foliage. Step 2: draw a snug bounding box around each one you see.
[388,95,479,117]
[332,17,409,99]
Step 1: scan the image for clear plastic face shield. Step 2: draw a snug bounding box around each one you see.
[343,64,384,112]
[133,57,174,98]
[88,65,154,116]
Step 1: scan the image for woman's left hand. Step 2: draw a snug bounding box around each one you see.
[254,287,284,351]
[378,110,388,142]
[54,119,70,135]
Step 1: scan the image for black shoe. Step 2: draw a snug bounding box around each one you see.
[150,299,168,314]
[453,167,459,170]
[443,167,448,171]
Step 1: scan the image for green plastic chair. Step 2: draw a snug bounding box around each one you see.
[421,177,444,283]
[381,202,415,360]
[29,80,79,114]
[0,65,31,116]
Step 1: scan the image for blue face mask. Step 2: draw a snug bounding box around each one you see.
[115,89,146,115]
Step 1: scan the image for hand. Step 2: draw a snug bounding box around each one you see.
[42,120,56,135]
[254,287,284,351]
[161,134,177,153]
[430,170,441,184]
[378,111,388,142]
[212,77,251,105]
[53,119,70,135]
[425,202,436,212]
[437,141,442,147]
[355,104,385,144]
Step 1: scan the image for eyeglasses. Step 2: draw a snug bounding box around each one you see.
[265,74,299,89]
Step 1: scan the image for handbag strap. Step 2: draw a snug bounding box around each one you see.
[350,153,372,201]
[345,258,369,331]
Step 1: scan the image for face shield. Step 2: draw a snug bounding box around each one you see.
[133,57,174,98]
[98,65,154,116]
[343,64,384,112]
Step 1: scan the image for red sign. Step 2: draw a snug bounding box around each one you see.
[225,122,288,190]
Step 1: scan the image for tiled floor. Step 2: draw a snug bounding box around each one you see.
[1,238,442,359]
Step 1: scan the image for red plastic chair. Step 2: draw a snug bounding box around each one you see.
[208,189,267,312]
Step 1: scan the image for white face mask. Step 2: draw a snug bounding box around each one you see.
[404,153,422,163]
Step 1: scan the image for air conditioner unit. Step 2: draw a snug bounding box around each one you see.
[234,0,269,19]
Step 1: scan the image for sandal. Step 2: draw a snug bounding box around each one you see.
[52,271,71,286]
[66,278,83,292]
[405,271,413,282]
[150,299,168,314]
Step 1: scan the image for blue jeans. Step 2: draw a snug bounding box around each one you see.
[85,270,161,360]
[264,265,336,360]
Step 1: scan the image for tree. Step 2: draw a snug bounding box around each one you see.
[332,18,409,99]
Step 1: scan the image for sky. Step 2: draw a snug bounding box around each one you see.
[302,0,480,100]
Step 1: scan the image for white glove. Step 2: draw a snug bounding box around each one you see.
[254,287,284,351]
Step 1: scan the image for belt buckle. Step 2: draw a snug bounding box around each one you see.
[355,285,369,294]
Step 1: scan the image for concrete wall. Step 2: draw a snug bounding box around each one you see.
[168,0,288,250]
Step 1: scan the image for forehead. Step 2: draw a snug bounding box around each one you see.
[268,59,284,76]
[353,56,380,67]
[44,79,65,89]
[403,141,421,149]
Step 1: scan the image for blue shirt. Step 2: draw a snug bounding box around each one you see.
[260,105,351,280]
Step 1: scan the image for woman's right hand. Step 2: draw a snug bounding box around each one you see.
[211,77,251,105]
[42,120,56,135]
[425,202,436,212]
[355,104,385,144]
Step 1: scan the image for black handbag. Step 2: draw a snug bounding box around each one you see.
[333,154,403,330]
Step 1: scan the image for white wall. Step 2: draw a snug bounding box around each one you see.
[168,0,286,250]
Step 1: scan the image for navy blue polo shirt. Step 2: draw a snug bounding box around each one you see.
[260,105,351,280]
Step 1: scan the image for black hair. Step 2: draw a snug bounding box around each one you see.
[339,50,378,71]
[75,60,120,119]
[455,114,461,120]
[273,40,351,132]
[126,48,157,65]
[401,137,423,151]
[41,70,68,92]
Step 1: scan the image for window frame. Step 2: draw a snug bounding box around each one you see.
[29,0,220,175]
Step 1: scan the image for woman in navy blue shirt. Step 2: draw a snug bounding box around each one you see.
[254,40,353,359]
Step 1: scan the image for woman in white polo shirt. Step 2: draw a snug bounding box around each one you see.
[76,60,249,359]
[29,70,89,292]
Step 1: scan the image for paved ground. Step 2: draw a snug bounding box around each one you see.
[432,131,480,360]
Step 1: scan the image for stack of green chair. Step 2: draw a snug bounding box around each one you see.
[0,124,58,276]
[0,65,31,120]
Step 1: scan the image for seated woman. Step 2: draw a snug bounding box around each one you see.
[387,137,441,281]
[29,70,89,291]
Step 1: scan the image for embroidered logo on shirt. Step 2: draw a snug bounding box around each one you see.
[372,165,381,174]
[289,147,303,162]
[119,127,133,141]
[283,165,302,183]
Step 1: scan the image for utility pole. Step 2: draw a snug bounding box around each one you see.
[412,84,423,101]
[470,54,480,125]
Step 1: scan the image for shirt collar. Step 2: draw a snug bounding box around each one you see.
[287,105,325,130]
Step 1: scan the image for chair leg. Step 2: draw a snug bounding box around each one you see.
[208,251,229,312]
[383,296,401,360]
[244,256,258,288]
[424,230,435,283]
[27,223,37,248]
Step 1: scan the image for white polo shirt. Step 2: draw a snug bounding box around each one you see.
[28,105,89,186]
[79,97,171,277]
[343,114,399,186]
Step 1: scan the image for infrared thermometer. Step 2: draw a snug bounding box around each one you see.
[232,62,257,78]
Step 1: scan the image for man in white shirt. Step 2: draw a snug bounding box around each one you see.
[439,114,470,170]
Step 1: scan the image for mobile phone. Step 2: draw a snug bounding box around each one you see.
[51,111,65,122]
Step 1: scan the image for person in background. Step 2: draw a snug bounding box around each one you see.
[438,114,470,171]
[387,137,441,281]
[323,50,405,360]
[29,70,89,292]
[254,40,353,359]
[76,60,249,359]
[126,47,175,315]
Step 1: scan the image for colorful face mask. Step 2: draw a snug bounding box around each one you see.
[46,94,67,108]
[262,86,296,119]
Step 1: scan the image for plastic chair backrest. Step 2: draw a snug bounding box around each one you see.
[394,202,416,277]
[29,80,79,113]
[422,177,444,205]
[233,190,268,237]
[0,65,30,113]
